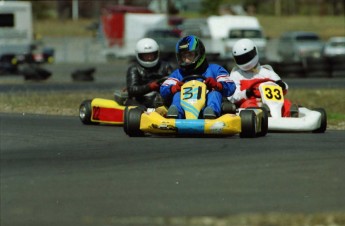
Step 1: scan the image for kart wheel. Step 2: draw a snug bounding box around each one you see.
[246,107,268,137]
[124,107,145,137]
[312,108,327,133]
[258,107,268,137]
[79,99,98,125]
[240,110,257,138]
[123,107,130,134]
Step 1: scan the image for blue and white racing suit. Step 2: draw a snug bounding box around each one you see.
[160,64,236,119]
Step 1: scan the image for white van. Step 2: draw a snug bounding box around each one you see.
[180,15,267,62]
[0,1,54,74]
[0,1,33,54]
[207,15,267,61]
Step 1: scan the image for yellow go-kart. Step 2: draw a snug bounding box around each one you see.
[123,75,268,138]
[79,95,127,126]
[79,78,167,126]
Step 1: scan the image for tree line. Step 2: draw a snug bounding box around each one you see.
[17,0,344,19]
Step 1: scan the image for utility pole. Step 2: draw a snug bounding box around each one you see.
[275,0,281,16]
[72,0,79,20]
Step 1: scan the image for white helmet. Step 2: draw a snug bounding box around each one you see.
[232,38,259,71]
[135,38,159,68]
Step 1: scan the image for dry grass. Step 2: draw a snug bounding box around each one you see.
[1,89,344,129]
[34,16,345,40]
[34,19,95,37]
[81,213,345,225]
[257,15,345,40]
[0,90,113,116]
[286,89,345,129]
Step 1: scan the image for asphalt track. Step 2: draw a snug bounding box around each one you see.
[1,113,345,226]
[1,63,345,225]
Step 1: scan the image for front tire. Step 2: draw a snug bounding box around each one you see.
[312,108,327,133]
[245,107,268,137]
[258,107,268,137]
[79,100,98,125]
[240,110,257,138]
[123,107,145,137]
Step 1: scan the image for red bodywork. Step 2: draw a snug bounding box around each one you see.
[92,106,124,123]
[101,5,153,47]
[239,78,292,117]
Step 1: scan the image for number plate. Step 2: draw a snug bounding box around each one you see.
[261,84,284,103]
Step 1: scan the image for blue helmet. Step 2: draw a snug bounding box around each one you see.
[176,35,206,72]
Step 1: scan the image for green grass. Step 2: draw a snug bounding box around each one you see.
[34,15,345,40]
[257,15,345,39]
[1,89,344,129]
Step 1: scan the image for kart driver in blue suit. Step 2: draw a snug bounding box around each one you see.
[160,35,236,119]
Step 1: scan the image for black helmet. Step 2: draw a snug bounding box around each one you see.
[176,35,206,73]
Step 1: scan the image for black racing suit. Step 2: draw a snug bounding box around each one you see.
[126,61,173,108]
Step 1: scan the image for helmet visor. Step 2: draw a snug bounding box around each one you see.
[234,47,257,65]
[178,50,197,65]
[138,51,158,62]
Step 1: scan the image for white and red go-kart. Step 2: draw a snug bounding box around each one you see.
[236,79,327,133]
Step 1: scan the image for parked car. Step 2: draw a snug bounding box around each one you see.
[323,36,345,57]
[277,31,324,62]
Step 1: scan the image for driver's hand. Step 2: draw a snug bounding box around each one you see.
[148,81,160,91]
[205,77,222,91]
[245,89,254,98]
[171,81,184,94]
[275,80,286,90]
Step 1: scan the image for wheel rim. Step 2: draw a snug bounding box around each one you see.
[79,105,87,119]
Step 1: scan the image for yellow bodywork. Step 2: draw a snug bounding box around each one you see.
[92,98,125,110]
[137,79,243,135]
[139,111,242,135]
[123,78,266,137]
[181,80,207,119]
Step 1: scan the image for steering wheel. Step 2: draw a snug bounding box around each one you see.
[181,74,206,82]
[246,78,274,98]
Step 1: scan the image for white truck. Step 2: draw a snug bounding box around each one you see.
[209,15,267,61]
[181,15,267,67]
[0,1,54,74]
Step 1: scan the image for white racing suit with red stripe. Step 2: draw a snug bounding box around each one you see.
[227,64,294,117]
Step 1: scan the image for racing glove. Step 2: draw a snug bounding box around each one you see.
[205,77,223,91]
[148,81,160,91]
[245,89,254,98]
[170,81,184,94]
[275,80,286,90]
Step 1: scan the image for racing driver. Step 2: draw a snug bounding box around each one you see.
[126,38,174,108]
[160,35,236,119]
[227,38,298,117]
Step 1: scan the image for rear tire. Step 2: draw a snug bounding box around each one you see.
[123,107,130,134]
[240,110,257,138]
[124,107,145,137]
[79,99,98,125]
[312,108,327,133]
